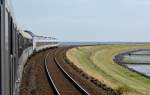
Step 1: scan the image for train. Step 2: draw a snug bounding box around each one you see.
[0,0,59,95]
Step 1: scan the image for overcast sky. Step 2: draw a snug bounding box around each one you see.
[12,0,150,42]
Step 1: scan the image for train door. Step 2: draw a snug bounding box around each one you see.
[8,13,15,95]
[10,17,13,95]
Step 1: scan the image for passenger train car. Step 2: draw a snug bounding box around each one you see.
[33,36,59,51]
[0,0,59,95]
[0,0,18,95]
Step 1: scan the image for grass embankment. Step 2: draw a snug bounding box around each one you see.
[66,44,150,95]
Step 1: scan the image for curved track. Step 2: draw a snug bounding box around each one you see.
[44,48,90,95]
[20,46,110,95]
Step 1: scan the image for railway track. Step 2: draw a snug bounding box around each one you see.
[20,46,111,95]
[44,48,90,95]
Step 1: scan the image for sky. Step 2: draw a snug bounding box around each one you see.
[12,0,150,42]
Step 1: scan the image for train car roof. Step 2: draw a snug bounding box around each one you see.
[19,30,33,40]
[34,36,57,40]
[24,30,36,37]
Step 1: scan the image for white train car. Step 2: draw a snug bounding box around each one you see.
[33,36,59,52]
[0,0,18,95]
[16,29,33,95]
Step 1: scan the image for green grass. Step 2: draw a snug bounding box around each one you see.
[66,44,150,95]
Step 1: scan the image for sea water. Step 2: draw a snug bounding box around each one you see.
[126,64,150,77]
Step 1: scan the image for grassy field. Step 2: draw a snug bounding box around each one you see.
[66,44,150,95]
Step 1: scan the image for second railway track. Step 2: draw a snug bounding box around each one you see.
[44,48,89,95]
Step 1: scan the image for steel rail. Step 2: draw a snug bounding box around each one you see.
[54,57,90,95]
[44,48,90,95]
[54,48,90,95]
[44,51,60,95]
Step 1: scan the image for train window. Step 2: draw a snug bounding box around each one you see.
[10,17,13,55]
[0,0,2,4]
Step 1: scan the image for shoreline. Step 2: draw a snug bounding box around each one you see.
[113,49,150,79]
